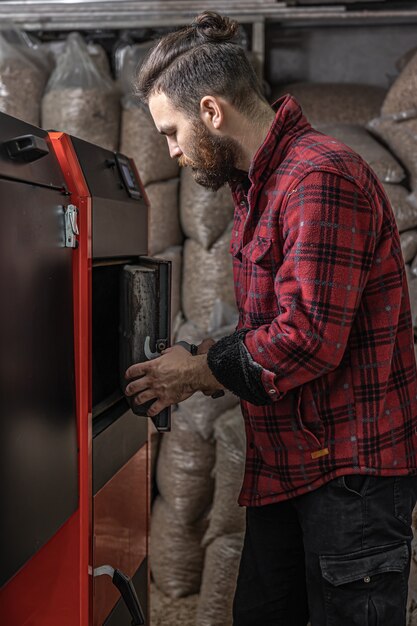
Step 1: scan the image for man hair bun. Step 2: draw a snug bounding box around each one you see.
[192,11,239,43]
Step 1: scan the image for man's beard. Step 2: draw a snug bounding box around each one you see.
[178,121,242,191]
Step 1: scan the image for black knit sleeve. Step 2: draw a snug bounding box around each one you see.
[206,329,273,406]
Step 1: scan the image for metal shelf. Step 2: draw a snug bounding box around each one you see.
[1,2,417,31]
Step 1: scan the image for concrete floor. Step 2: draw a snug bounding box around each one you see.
[150,584,198,626]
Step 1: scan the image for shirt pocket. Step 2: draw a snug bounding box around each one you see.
[241,236,275,271]
[240,236,279,324]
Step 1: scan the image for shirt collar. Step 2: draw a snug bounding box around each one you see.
[248,94,310,185]
[230,95,310,198]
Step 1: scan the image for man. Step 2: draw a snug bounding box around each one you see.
[125,11,417,626]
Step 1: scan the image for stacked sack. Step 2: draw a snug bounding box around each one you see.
[150,305,241,601]
[150,407,215,598]
[119,42,183,334]
[0,27,51,125]
[272,82,386,126]
[180,166,236,333]
[365,47,417,626]
[367,47,417,339]
[42,33,120,151]
[196,406,246,626]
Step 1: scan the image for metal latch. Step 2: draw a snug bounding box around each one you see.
[144,336,168,360]
[64,204,79,248]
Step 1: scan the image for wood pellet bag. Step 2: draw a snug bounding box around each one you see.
[0,29,49,126]
[180,166,235,249]
[196,533,245,626]
[150,496,208,598]
[42,33,120,151]
[145,178,183,256]
[400,230,417,264]
[120,98,179,186]
[383,184,417,233]
[182,223,236,332]
[156,408,215,525]
[274,83,386,126]
[317,123,405,184]
[368,47,417,191]
[203,406,246,547]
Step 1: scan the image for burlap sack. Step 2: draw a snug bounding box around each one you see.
[150,496,208,598]
[196,533,245,626]
[42,33,119,150]
[0,29,49,125]
[87,42,111,77]
[180,166,235,249]
[145,178,183,256]
[274,83,386,126]
[203,406,246,547]
[176,314,239,440]
[368,48,417,190]
[317,123,405,184]
[400,230,417,264]
[45,39,110,78]
[120,97,179,186]
[156,408,215,524]
[154,245,182,327]
[383,184,417,233]
[182,223,236,332]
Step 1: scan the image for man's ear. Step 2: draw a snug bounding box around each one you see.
[200,95,224,131]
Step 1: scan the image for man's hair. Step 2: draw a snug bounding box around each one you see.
[135,11,267,117]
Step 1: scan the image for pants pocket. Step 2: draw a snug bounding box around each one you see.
[394,475,417,527]
[319,542,409,626]
[339,474,372,497]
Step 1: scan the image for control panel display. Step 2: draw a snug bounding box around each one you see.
[115,153,142,200]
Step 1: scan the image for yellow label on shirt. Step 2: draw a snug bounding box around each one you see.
[311,448,330,459]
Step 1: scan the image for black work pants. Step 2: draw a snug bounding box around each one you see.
[233,474,417,626]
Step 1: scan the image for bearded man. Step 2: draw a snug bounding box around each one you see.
[125,11,417,626]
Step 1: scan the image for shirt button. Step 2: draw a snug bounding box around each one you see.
[269,389,276,395]
[240,200,246,207]
[364,576,371,583]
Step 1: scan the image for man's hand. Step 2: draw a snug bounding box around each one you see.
[125,344,224,416]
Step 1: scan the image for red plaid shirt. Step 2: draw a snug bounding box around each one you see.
[212,95,417,506]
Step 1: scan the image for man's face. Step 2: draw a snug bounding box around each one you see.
[148,92,241,191]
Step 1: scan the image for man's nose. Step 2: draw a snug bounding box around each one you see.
[167,138,182,159]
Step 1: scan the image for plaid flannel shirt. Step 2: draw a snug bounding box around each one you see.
[207,95,417,506]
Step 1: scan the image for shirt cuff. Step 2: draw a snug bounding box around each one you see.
[206,329,274,406]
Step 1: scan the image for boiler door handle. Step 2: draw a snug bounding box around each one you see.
[3,134,49,162]
[94,565,145,625]
[113,569,145,625]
